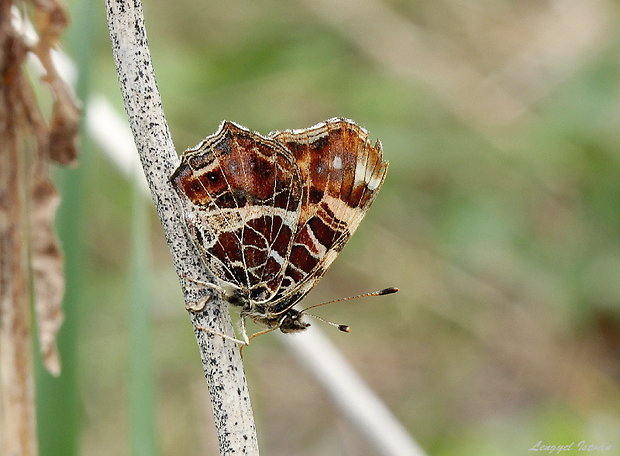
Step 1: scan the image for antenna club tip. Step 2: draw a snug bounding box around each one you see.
[379,287,399,295]
[338,325,351,333]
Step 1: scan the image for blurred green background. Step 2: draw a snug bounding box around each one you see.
[38,0,620,455]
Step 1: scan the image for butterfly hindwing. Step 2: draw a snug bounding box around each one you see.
[268,118,388,311]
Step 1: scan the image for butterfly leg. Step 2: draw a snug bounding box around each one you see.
[193,324,248,346]
[239,317,251,345]
[248,326,278,342]
[239,327,277,356]
[180,274,225,292]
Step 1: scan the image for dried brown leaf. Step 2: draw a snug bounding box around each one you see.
[33,0,70,47]
[31,0,80,165]
[25,0,79,371]
[30,175,64,376]
[48,88,80,165]
[0,0,76,385]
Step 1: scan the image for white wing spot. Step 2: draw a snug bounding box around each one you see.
[333,156,342,169]
[354,155,368,186]
[269,249,285,266]
[367,174,382,190]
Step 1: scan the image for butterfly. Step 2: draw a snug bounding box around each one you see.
[170,118,395,344]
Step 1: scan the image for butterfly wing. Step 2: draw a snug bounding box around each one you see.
[268,118,388,312]
[170,121,303,302]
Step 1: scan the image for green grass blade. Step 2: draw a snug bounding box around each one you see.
[129,179,159,456]
[34,139,83,456]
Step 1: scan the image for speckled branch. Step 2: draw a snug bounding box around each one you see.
[104,1,258,454]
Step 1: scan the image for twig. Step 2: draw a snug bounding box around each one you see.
[104,1,258,454]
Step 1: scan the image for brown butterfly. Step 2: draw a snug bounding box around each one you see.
[171,118,396,344]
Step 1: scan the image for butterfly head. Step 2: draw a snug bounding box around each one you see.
[278,308,311,334]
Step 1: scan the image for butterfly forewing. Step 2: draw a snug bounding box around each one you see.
[170,121,303,302]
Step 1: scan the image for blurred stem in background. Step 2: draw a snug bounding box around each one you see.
[129,178,159,456]
[34,1,96,454]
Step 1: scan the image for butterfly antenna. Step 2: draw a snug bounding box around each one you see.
[301,287,399,313]
[304,312,352,333]
[300,287,399,333]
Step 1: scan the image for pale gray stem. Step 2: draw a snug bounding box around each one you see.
[283,331,427,456]
[104,1,258,454]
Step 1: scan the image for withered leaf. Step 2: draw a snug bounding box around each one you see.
[48,88,80,166]
[30,175,65,376]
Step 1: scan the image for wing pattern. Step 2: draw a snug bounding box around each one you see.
[268,118,387,312]
[170,121,303,302]
[171,118,387,312]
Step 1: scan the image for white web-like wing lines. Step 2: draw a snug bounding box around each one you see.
[185,153,246,289]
